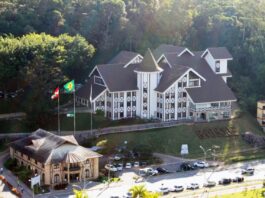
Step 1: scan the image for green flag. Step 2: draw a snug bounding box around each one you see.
[64,80,75,93]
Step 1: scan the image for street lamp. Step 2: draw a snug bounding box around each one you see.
[199,145,211,162]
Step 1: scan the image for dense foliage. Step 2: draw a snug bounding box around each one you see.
[0,0,265,116]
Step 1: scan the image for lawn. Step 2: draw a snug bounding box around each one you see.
[216,188,265,198]
[91,112,265,162]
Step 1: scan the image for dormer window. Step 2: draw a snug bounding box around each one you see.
[94,76,105,86]
[215,60,220,72]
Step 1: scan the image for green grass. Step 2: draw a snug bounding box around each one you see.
[91,112,265,162]
[215,188,265,198]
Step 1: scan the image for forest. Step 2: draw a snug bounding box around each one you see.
[0,0,265,127]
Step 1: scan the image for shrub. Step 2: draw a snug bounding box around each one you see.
[4,158,17,170]
[54,183,68,190]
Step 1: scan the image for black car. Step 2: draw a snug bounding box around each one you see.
[156,167,170,174]
[180,162,195,171]
[232,177,244,183]
[219,178,232,185]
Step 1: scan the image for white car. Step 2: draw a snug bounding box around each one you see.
[114,154,122,161]
[170,185,184,192]
[187,183,199,190]
[140,167,158,176]
[134,161,140,167]
[105,164,118,172]
[158,187,170,195]
[193,161,209,168]
[125,163,132,169]
[242,167,254,175]
[116,163,123,171]
[123,192,132,198]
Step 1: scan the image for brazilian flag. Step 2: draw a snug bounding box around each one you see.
[64,80,75,93]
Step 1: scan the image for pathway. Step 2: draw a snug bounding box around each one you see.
[0,151,32,198]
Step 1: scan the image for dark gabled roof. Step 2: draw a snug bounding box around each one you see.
[108,51,141,64]
[76,78,106,101]
[10,129,101,164]
[155,63,190,92]
[155,51,236,102]
[153,44,186,59]
[134,49,163,72]
[207,47,233,59]
[97,63,138,92]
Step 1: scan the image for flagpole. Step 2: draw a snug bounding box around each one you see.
[73,89,76,135]
[90,86,92,133]
[58,93,60,135]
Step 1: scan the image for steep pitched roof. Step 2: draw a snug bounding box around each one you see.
[207,47,233,59]
[76,78,106,101]
[97,63,138,92]
[10,129,101,164]
[153,44,186,59]
[108,51,140,64]
[134,49,163,72]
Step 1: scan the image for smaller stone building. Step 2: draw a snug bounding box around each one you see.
[9,129,101,186]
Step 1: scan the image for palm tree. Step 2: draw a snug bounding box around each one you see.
[129,185,148,198]
[73,189,88,198]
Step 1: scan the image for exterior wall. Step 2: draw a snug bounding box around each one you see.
[204,52,228,74]
[189,101,232,121]
[136,72,160,119]
[257,101,265,126]
[10,147,100,186]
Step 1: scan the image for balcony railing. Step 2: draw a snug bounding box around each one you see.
[189,106,231,112]
[63,166,81,171]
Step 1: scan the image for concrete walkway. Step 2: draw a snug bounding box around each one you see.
[0,151,32,198]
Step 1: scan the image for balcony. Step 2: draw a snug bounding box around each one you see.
[64,166,81,171]
[189,105,231,112]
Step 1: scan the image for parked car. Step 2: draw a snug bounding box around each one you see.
[115,163,123,171]
[187,183,199,190]
[114,154,123,161]
[232,176,244,183]
[203,181,216,187]
[194,161,209,168]
[180,162,195,171]
[158,187,170,195]
[105,164,118,172]
[170,185,184,192]
[134,162,140,168]
[139,168,158,176]
[125,163,132,169]
[123,192,132,198]
[156,167,170,174]
[242,167,254,175]
[219,178,232,185]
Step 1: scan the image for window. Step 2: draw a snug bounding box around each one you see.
[54,174,60,183]
[85,169,90,178]
[178,82,182,87]
[94,76,105,86]
[215,60,220,72]
[54,164,59,169]
[211,103,219,108]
